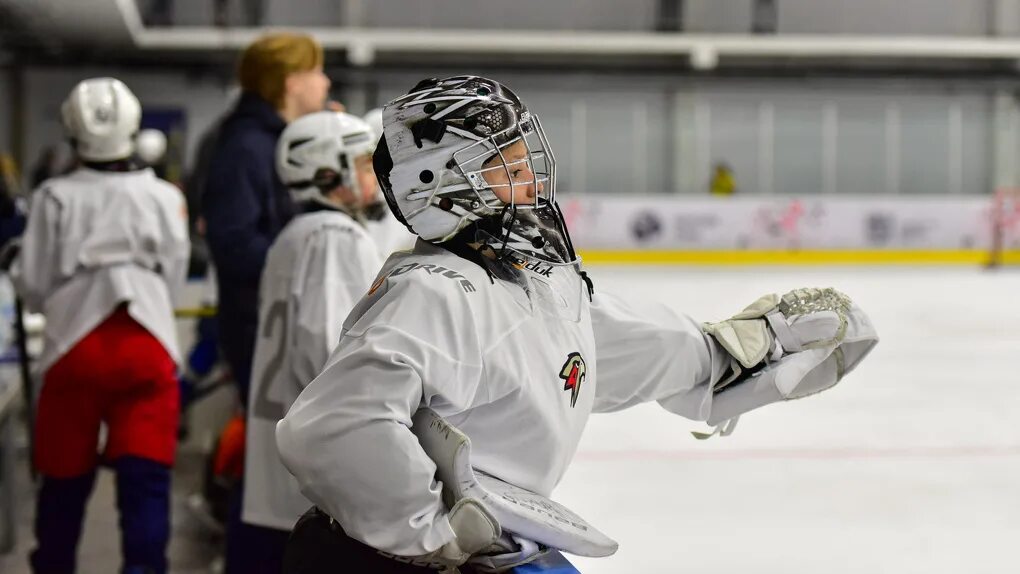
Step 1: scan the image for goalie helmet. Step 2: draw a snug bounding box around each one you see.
[373,76,578,265]
[61,77,141,162]
[276,111,377,209]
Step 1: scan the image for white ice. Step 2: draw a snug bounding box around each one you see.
[553,266,1020,574]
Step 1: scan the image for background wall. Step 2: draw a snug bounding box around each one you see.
[13,67,1004,197]
[775,0,992,35]
[10,0,1020,196]
[359,72,997,196]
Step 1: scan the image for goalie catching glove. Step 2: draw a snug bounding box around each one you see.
[701,287,878,427]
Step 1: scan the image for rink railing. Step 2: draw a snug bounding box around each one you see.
[563,194,1020,266]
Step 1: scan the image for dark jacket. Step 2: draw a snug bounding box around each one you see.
[201,93,294,394]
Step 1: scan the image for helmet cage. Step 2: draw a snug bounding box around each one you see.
[450,111,556,211]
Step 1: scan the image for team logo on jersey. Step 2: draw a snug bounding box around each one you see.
[559,352,586,408]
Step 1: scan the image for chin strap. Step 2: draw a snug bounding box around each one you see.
[579,270,594,302]
[82,159,141,172]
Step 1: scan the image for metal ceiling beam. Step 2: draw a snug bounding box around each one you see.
[133,27,1020,69]
[0,0,141,48]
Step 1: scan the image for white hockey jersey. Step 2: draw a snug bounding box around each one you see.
[364,210,416,258]
[243,207,383,531]
[13,167,190,375]
[276,240,735,556]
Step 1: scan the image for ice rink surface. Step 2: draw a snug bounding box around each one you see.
[554,266,1020,574]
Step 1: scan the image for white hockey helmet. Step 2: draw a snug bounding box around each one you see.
[276,111,376,208]
[61,77,142,162]
[135,128,167,165]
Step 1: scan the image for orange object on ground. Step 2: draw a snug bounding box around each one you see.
[213,413,246,480]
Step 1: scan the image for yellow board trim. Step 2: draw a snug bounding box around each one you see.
[578,249,1020,266]
[174,307,217,319]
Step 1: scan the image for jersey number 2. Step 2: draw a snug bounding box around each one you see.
[252,300,287,421]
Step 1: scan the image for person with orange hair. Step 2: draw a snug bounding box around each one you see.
[200,32,330,574]
[203,32,329,410]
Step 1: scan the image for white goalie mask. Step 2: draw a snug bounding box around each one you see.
[276,111,377,209]
[373,76,580,265]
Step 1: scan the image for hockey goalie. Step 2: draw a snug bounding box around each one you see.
[276,76,879,573]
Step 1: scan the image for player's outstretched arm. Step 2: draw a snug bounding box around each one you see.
[590,287,878,425]
[589,289,732,418]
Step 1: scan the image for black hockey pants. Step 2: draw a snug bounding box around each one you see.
[284,507,446,574]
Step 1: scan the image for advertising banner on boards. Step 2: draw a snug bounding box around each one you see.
[560,195,998,252]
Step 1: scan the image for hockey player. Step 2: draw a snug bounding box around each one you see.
[276,77,879,573]
[238,111,384,573]
[13,78,189,574]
